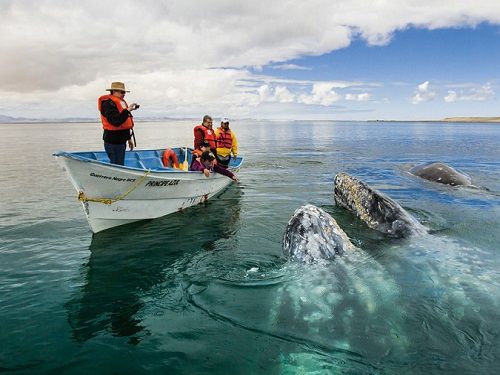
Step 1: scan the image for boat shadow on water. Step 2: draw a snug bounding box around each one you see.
[65,185,243,345]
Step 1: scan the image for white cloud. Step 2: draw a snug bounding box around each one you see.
[299,83,342,106]
[444,91,458,103]
[257,84,295,103]
[411,81,437,104]
[271,64,311,71]
[274,86,295,103]
[236,76,370,89]
[1,1,500,117]
[419,82,429,90]
[3,0,500,92]
[444,83,495,102]
[345,92,371,101]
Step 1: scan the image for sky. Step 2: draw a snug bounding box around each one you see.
[1,0,500,121]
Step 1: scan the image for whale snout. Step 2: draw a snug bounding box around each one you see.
[283,204,355,263]
[334,172,421,238]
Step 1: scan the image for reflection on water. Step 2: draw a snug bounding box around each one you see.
[1,121,499,374]
[66,186,242,344]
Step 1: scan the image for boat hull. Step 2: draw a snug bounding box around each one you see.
[55,151,239,233]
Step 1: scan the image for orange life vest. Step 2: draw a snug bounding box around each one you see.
[193,124,217,149]
[98,94,134,131]
[162,148,179,168]
[216,128,233,149]
[192,149,203,158]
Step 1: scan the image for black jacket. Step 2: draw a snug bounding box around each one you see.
[100,99,132,144]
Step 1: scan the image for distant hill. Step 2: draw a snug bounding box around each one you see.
[0,114,96,123]
[443,117,500,123]
[0,115,20,122]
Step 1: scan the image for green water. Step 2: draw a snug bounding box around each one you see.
[0,121,499,374]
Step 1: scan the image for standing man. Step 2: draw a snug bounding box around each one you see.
[193,115,217,155]
[98,82,140,165]
[215,117,238,167]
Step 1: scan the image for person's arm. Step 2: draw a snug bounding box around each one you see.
[191,159,211,177]
[213,164,237,180]
[231,132,238,157]
[194,128,204,149]
[100,99,131,127]
[190,159,205,172]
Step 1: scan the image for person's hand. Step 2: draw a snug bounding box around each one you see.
[232,175,238,182]
[203,169,210,177]
[128,139,134,151]
[127,103,139,111]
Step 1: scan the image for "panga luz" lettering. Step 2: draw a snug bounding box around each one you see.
[145,180,180,187]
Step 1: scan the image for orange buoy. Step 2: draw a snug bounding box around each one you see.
[162,148,179,168]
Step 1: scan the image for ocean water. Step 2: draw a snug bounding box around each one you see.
[0,121,499,374]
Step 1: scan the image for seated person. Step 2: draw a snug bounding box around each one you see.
[162,148,180,168]
[190,151,237,181]
[191,140,216,167]
[215,117,238,168]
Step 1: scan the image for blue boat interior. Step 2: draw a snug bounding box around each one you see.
[58,148,243,171]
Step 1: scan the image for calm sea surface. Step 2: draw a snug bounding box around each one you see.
[0,121,499,374]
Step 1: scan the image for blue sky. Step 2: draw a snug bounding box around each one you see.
[0,1,499,120]
[253,24,500,120]
[267,25,500,83]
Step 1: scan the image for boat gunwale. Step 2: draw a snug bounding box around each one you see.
[53,149,243,175]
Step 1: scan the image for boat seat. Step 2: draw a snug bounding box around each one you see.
[125,151,139,160]
[138,150,158,159]
[141,157,167,170]
[125,159,145,169]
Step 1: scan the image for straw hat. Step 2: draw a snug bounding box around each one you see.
[106,82,130,93]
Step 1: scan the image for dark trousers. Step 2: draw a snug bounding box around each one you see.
[216,155,231,168]
[104,142,126,165]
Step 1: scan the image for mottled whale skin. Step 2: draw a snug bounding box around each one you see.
[334,172,422,238]
[410,162,471,186]
[283,204,355,263]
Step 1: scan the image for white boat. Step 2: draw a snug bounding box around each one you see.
[54,148,242,233]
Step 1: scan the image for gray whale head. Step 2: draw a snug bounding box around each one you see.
[334,172,422,238]
[409,162,471,186]
[283,204,355,263]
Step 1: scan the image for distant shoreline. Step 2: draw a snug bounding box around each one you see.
[1,117,499,124]
[441,117,500,123]
[368,117,500,123]
[0,118,196,124]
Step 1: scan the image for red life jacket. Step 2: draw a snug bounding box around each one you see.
[98,94,134,131]
[216,128,233,149]
[193,124,217,149]
[162,148,179,168]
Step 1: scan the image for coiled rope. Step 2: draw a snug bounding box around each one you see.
[78,169,151,205]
